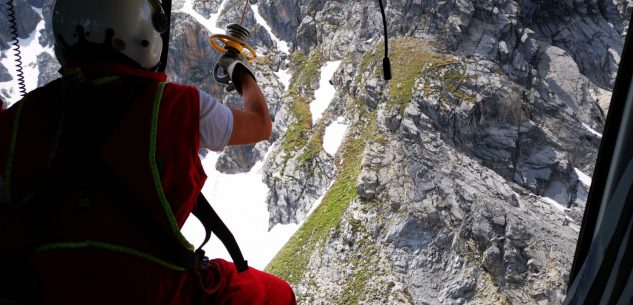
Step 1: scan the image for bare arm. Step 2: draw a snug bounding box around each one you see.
[227,69,272,145]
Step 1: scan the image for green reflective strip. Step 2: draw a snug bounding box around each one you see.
[0,296,22,305]
[91,75,120,86]
[36,241,186,271]
[4,101,25,203]
[149,82,194,251]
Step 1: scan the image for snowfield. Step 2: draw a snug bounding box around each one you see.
[310,60,341,125]
[182,152,300,270]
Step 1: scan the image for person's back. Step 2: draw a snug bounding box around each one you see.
[0,74,196,304]
[0,1,294,304]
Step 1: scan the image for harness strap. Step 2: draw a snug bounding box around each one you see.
[193,195,248,272]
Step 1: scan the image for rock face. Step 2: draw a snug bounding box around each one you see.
[614,0,633,35]
[37,52,60,86]
[38,0,55,49]
[0,58,13,104]
[0,62,11,83]
[167,12,224,97]
[0,0,41,50]
[256,0,303,46]
[259,1,623,304]
[262,39,581,302]
[412,56,597,208]
[193,0,222,16]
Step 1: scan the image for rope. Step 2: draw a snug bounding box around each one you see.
[239,0,250,25]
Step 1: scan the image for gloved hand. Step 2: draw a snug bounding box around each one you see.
[216,51,256,94]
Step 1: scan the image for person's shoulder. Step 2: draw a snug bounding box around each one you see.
[159,83,204,117]
[165,82,198,92]
[162,82,201,100]
[0,99,20,130]
[26,79,63,101]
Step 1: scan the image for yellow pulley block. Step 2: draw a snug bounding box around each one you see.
[210,23,257,90]
[209,24,257,62]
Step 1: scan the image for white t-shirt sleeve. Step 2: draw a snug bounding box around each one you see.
[199,89,233,151]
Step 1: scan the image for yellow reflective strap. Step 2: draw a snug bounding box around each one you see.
[149,82,195,251]
[36,241,187,271]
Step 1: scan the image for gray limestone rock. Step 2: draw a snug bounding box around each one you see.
[0,63,12,83]
[263,147,335,227]
[166,12,225,97]
[192,0,222,17]
[36,52,60,87]
[356,169,378,200]
[482,245,504,277]
[0,0,41,50]
[27,0,43,8]
[38,0,55,49]
[255,0,302,45]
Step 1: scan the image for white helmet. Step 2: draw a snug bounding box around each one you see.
[52,0,168,69]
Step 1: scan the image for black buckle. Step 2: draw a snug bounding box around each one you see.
[235,259,248,273]
[195,249,210,270]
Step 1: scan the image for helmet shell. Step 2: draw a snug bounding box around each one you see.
[53,0,164,69]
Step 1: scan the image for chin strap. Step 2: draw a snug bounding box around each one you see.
[158,0,172,72]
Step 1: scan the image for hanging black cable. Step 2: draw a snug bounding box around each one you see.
[377,0,391,81]
[6,0,27,96]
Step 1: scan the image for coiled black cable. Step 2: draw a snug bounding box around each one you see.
[7,0,27,96]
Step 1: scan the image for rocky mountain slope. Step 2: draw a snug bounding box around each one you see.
[0,0,629,304]
[254,0,626,304]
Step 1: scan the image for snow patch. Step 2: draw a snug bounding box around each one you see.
[590,86,612,113]
[310,60,341,125]
[574,168,592,187]
[582,122,603,138]
[541,196,569,212]
[182,152,300,270]
[275,68,291,90]
[512,191,526,209]
[249,4,293,91]
[180,0,228,34]
[304,192,327,220]
[250,4,290,55]
[323,117,348,156]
